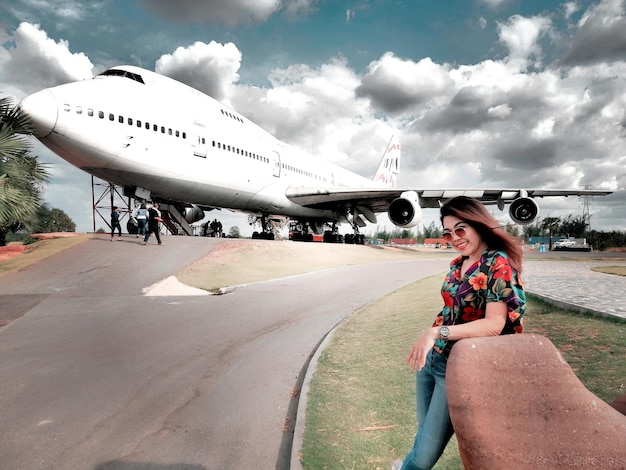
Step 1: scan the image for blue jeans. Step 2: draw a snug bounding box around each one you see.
[401,349,454,470]
[144,225,162,244]
[137,219,146,235]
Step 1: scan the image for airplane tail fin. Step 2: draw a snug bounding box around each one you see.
[372,134,400,188]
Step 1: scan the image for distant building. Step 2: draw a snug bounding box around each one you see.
[391,238,416,245]
[423,238,448,247]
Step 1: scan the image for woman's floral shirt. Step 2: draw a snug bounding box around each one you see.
[433,250,526,356]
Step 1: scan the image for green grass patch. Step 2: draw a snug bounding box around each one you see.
[523,294,626,400]
[301,276,626,470]
[591,265,626,276]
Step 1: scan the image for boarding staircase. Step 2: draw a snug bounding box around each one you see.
[159,203,193,236]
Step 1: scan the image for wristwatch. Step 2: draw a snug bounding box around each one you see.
[439,325,451,340]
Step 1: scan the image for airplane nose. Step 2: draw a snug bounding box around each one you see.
[18,90,58,138]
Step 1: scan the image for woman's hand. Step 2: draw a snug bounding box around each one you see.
[405,327,439,372]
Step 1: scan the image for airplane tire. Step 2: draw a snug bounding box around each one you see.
[323,231,342,243]
[252,231,274,240]
[127,221,138,234]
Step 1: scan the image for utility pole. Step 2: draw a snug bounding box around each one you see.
[581,184,592,231]
[580,184,593,232]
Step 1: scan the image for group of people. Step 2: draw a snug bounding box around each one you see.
[110,202,163,245]
[202,218,223,237]
[111,204,225,243]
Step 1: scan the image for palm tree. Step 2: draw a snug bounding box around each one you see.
[0,95,50,246]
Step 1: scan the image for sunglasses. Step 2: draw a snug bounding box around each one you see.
[442,225,468,242]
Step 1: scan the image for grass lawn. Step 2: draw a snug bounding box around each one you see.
[592,265,626,276]
[300,275,626,470]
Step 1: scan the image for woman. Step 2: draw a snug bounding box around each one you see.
[135,203,148,237]
[394,196,526,470]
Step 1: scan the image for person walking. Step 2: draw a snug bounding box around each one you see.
[393,196,526,470]
[135,203,148,237]
[143,203,163,245]
[110,206,122,241]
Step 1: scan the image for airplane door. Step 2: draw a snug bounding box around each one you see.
[192,122,207,158]
[272,151,281,177]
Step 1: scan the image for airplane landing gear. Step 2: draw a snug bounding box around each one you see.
[344,233,365,244]
[249,214,276,240]
[252,231,275,240]
[323,222,344,243]
[345,215,366,245]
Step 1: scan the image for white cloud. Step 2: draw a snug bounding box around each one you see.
[356,54,453,113]
[232,57,376,166]
[0,22,93,95]
[497,14,552,70]
[561,0,626,65]
[155,41,242,101]
[562,1,580,20]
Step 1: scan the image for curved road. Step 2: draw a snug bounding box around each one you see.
[0,236,448,470]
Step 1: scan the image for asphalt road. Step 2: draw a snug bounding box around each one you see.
[0,236,449,470]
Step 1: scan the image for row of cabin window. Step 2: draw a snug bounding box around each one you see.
[209,140,325,182]
[63,104,187,139]
[220,108,243,123]
[211,140,269,163]
[281,163,327,182]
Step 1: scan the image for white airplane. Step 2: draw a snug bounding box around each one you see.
[18,65,612,243]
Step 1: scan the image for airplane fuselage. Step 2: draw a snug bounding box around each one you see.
[21,66,385,221]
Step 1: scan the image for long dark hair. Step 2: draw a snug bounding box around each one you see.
[440,196,523,272]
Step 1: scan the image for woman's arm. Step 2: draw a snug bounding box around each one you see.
[406,301,507,372]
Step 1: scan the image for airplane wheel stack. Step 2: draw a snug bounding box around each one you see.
[252,231,275,240]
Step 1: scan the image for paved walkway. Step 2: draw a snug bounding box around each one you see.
[523,259,626,320]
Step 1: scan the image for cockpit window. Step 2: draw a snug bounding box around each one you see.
[98,69,145,84]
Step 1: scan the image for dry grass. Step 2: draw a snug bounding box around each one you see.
[0,234,91,275]
[177,241,450,292]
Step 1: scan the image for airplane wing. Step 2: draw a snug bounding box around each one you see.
[285,186,614,211]
[285,187,404,212]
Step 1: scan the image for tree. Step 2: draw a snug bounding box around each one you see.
[522,220,543,239]
[504,223,520,238]
[540,216,561,249]
[0,95,50,246]
[561,214,588,238]
[372,228,391,244]
[228,226,240,238]
[422,221,442,239]
[37,205,76,233]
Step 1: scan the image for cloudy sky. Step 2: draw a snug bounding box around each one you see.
[1,0,625,235]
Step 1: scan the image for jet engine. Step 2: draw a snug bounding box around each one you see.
[509,197,539,225]
[183,205,205,224]
[388,191,422,228]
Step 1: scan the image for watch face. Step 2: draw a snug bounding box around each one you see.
[440,326,451,339]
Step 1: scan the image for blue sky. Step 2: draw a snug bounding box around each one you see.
[1,0,625,234]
